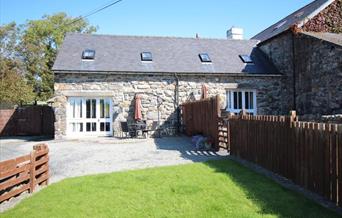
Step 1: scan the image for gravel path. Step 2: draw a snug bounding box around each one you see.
[0,136,228,183]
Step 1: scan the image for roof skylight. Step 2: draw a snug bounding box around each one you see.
[82,49,95,60]
[239,55,253,63]
[141,52,152,61]
[199,53,211,62]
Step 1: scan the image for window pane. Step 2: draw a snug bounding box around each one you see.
[105,122,110,131]
[100,122,104,131]
[72,100,76,118]
[238,92,242,109]
[233,92,238,109]
[86,122,91,132]
[105,101,110,118]
[100,99,104,118]
[245,92,249,109]
[227,91,231,109]
[80,99,83,118]
[86,100,91,118]
[92,99,96,118]
[92,122,96,131]
[250,92,254,109]
[79,123,83,132]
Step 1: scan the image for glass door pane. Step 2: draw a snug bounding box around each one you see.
[98,98,111,133]
[100,99,104,118]
[86,122,97,132]
[85,98,98,132]
[92,99,96,118]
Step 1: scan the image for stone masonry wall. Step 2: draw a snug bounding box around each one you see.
[259,31,342,117]
[53,73,282,138]
[294,32,342,116]
[259,31,295,113]
[302,0,342,33]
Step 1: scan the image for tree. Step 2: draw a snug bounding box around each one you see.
[20,12,97,101]
[0,13,97,104]
[0,59,35,105]
[0,22,35,105]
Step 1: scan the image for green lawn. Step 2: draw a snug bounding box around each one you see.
[1,160,338,218]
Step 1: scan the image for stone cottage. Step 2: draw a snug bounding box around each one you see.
[52,33,281,138]
[52,0,341,138]
[252,0,342,118]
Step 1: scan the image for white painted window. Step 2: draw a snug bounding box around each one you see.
[226,90,257,115]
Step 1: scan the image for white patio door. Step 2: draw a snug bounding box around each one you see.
[67,97,112,136]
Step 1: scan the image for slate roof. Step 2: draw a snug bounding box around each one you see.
[252,0,335,42]
[53,33,279,75]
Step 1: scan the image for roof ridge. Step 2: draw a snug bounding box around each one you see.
[66,32,259,42]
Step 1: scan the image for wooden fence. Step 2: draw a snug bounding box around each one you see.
[181,95,220,149]
[0,144,49,203]
[0,106,54,137]
[222,112,342,206]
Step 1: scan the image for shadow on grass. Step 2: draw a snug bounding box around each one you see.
[203,160,339,218]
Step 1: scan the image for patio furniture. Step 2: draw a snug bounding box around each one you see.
[129,120,147,138]
[120,122,134,138]
[142,121,162,138]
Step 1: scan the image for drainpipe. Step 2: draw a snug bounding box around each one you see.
[174,73,180,134]
[291,32,297,111]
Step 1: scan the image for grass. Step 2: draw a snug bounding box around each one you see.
[1,160,339,218]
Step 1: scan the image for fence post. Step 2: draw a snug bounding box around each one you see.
[29,150,36,193]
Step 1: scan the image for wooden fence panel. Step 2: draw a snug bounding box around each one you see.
[0,144,49,203]
[225,113,342,207]
[338,126,342,206]
[181,95,220,150]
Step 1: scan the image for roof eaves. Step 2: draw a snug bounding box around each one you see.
[53,70,282,77]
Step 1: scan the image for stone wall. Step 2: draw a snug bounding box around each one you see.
[302,0,342,33]
[259,31,295,113]
[54,73,282,138]
[259,31,342,117]
[294,33,342,116]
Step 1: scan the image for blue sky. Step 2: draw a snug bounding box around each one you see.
[0,0,312,39]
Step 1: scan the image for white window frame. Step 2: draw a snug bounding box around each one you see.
[66,97,113,137]
[226,89,257,115]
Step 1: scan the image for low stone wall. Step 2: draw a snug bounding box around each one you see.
[53,72,282,138]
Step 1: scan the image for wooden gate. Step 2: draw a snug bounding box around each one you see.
[0,106,54,136]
